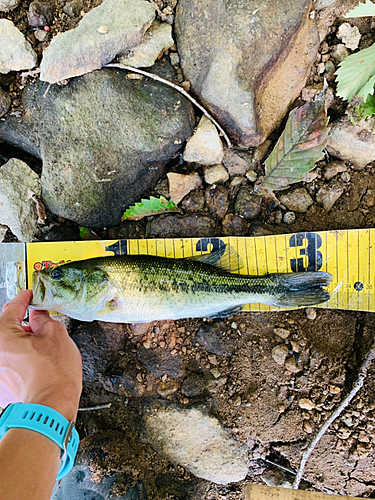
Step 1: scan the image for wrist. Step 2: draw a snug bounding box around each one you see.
[25,390,80,422]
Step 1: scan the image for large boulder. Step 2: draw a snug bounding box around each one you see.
[1,63,195,227]
[174,0,319,147]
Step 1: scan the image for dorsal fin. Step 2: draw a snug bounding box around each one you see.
[187,245,244,273]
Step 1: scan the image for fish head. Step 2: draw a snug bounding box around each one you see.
[31,261,111,320]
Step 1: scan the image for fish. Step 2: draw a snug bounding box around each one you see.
[30,248,332,323]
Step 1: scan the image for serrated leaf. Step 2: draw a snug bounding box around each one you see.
[345,0,375,17]
[122,196,183,221]
[335,43,375,101]
[257,89,329,194]
[356,89,375,118]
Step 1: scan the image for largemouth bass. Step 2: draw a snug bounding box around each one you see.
[30,251,332,323]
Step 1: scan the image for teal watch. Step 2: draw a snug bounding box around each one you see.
[0,402,80,480]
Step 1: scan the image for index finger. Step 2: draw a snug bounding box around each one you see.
[0,290,33,327]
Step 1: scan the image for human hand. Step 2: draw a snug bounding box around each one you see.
[0,290,82,422]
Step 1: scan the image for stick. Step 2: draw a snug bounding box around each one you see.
[104,63,232,148]
[293,341,375,489]
[78,403,112,411]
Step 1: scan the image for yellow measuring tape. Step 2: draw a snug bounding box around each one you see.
[21,228,375,313]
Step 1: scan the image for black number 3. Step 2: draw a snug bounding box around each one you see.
[289,233,322,272]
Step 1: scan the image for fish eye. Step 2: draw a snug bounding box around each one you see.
[51,268,63,279]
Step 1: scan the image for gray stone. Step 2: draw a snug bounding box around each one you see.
[324,161,347,180]
[272,344,288,366]
[40,0,155,83]
[205,185,229,219]
[222,149,249,176]
[235,188,262,220]
[181,190,205,212]
[204,164,229,185]
[175,0,319,146]
[0,159,40,241]
[337,22,361,51]
[183,115,224,165]
[148,214,216,238]
[0,19,38,74]
[316,182,345,212]
[118,21,174,68]
[327,115,375,169]
[278,188,313,213]
[16,65,194,228]
[28,0,56,27]
[283,211,296,224]
[0,88,11,118]
[222,214,248,236]
[316,0,336,8]
[142,402,249,484]
[62,0,83,18]
[195,322,234,356]
[0,0,19,11]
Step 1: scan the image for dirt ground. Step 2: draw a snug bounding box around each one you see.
[2,0,375,498]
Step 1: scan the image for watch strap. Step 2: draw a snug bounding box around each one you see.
[0,402,79,480]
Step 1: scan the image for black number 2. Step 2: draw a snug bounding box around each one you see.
[289,233,322,272]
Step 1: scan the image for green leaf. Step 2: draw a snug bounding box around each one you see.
[356,90,375,118]
[79,227,100,239]
[335,43,375,101]
[122,196,183,221]
[345,0,375,17]
[257,88,329,194]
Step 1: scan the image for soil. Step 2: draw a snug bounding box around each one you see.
[2,1,375,498]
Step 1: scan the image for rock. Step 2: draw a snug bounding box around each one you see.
[62,0,83,18]
[40,0,155,83]
[195,322,234,356]
[278,188,313,213]
[0,19,38,74]
[156,379,180,397]
[316,0,335,8]
[298,398,315,410]
[222,214,248,236]
[28,0,56,27]
[205,185,229,218]
[274,328,290,339]
[34,29,48,42]
[330,44,349,65]
[0,0,19,11]
[303,420,314,433]
[0,87,11,117]
[305,307,317,320]
[245,170,257,183]
[0,225,7,242]
[183,116,224,165]
[253,140,272,161]
[283,211,296,224]
[175,0,319,146]
[15,65,194,228]
[284,357,301,373]
[327,115,375,169]
[181,373,207,397]
[235,188,262,220]
[181,190,205,212]
[204,164,229,185]
[142,402,249,484]
[167,172,202,204]
[316,182,345,212]
[324,160,347,180]
[139,347,184,378]
[0,159,40,241]
[337,22,361,50]
[222,150,248,176]
[363,189,375,208]
[271,344,288,366]
[149,214,216,238]
[118,21,174,68]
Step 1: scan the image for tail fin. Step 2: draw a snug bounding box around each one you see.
[271,272,332,307]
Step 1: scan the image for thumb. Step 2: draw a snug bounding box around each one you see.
[29,309,59,335]
[0,290,33,327]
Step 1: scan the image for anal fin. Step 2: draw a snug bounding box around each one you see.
[205,305,243,319]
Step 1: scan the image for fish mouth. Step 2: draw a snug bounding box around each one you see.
[31,272,46,306]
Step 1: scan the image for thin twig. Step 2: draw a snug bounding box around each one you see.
[19,68,41,77]
[293,341,375,489]
[104,63,232,148]
[78,403,112,411]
